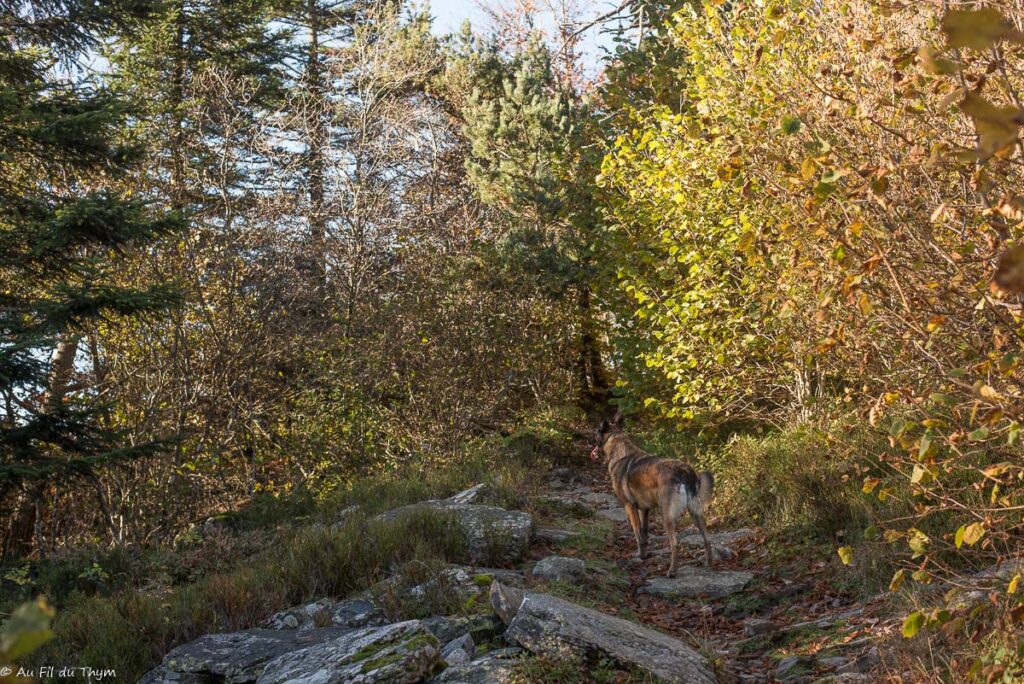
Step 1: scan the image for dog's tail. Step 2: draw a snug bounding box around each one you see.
[696,470,714,511]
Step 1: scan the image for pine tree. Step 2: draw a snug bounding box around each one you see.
[0,1,183,556]
[457,34,609,408]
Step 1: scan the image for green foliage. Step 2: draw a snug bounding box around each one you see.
[0,0,182,502]
[1,598,55,677]
[708,419,874,538]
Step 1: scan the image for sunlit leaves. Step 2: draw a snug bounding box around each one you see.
[837,546,853,565]
[0,597,54,664]
[958,91,1024,159]
[941,8,1024,50]
[954,522,985,548]
[902,610,925,638]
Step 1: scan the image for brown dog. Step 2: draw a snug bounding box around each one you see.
[591,412,715,577]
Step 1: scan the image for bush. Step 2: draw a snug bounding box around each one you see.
[707,419,876,539]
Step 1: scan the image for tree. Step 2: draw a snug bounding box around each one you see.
[456,31,610,409]
[0,0,181,557]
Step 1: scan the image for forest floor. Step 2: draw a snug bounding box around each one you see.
[525,459,898,683]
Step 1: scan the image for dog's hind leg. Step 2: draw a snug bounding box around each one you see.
[663,507,678,577]
[691,509,713,568]
[639,508,650,558]
[624,502,645,559]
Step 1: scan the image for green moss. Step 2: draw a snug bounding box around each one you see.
[473,573,494,586]
[351,639,390,663]
[360,652,402,673]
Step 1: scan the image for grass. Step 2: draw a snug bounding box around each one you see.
[14,416,584,683]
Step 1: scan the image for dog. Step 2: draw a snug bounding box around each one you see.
[590,412,715,577]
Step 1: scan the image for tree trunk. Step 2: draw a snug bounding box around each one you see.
[305,0,328,292]
[3,335,80,558]
[576,282,608,410]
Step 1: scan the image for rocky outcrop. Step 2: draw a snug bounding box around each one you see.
[531,556,585,582]
[264,597,385,632]
[489,581,525,626]
[640,567,753,599]
[499,587,717,684]
[375,504,532,565]
[158,627,351,683]
[256,620,440,684]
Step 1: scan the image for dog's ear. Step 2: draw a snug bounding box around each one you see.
[598,419,609,434]
[611,411,624,427]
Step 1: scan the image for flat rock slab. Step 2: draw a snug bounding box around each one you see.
[596,508,628,523]
[641,568,753,599]
[431,647,524,683]
[579,491,620,508]
[376,503,532,564]
[532,555,585,582]
[504,591,716,684]
[160,627,350,683]
[139,667,217,684]
[256,620,439,684]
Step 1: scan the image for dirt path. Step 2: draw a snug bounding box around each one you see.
[525,464,891,683]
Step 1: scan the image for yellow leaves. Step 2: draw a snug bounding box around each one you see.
[890,569,906,592]
[907,528,929,556]
[837,546,853,565]
[800,157,816,181]
[911,464,934,485]
[942,8,1024,51]
[918,44,959,75]
[1009,574,1020,595]
[856,293,873,317]
[902,611,925,638]
[958,91,1024,160]
[955,522,986,548]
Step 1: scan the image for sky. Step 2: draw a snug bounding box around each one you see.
[427,0,490,34]
[419,0,621,75]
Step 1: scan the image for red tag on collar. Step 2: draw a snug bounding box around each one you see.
[589,445,601,461]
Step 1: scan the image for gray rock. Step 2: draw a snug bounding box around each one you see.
[264,598,385,632]
[441,633,476,665]
[421,615,502,646]
[256,620,439,684]
[595,508,628,523]
[447,484,490,505]
[777,655,816,679]
[138,667,217,684]
[532,556,585,582]
[819,656,849,670]
[161,627,349,683]
[837,647,879,675]
[579,491,620,508]
[376,503,532,564]
[490,581,525,625]
[640,567,753,599]
[534,528,573,544]
[431,648,525,683]
[813,675,870,684]
[535,495,591,516]
[503,590,715,684]
[742,618,777,637]
[330,505,361,530]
